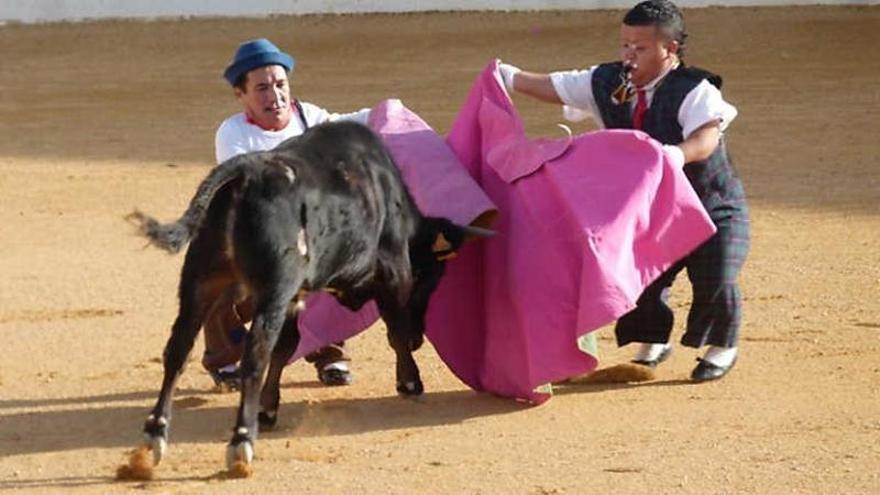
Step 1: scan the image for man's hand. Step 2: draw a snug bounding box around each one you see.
[662,144,686,169]
[498,62,522,92]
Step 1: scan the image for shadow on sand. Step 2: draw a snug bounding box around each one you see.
[1,375,700,459]
[0,388,526,458]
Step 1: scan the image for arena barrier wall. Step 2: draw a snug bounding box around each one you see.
[1,0,877,24]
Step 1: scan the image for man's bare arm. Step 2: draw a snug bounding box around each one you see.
[511,72,564,104]
[679,120,722,164]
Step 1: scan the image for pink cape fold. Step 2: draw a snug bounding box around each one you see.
[290,99,496,362]
[424,61,717,404]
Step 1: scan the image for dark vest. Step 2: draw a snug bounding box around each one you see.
[591,62,747,217]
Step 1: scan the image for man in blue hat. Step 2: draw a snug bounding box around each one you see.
[203,38,370,388]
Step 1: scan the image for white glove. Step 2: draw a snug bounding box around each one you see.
[498,62,521,92]
[662,144,686,169]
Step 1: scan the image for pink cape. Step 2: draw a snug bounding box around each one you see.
[422,62,717,404]
[290,99,496,361]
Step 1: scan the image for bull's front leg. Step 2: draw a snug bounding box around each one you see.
[378,300,423,397]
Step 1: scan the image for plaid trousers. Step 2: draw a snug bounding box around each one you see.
[615,208,750,349]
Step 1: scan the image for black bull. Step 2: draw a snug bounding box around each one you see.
[129,121,492,470]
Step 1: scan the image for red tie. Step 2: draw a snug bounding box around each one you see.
[632,89,647,130]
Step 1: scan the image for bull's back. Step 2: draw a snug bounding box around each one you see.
[242,121,422,292]
[235,125,381,291]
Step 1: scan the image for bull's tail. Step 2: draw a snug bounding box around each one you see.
[127,154,252,253]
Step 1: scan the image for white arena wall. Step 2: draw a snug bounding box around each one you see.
[1,0,876,24]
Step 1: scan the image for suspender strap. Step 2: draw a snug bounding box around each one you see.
[293,99,309,130]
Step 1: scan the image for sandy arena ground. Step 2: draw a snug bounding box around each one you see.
[1,5,879,494]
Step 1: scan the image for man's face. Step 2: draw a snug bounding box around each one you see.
[619,23,679,87]
[235,64,292,131]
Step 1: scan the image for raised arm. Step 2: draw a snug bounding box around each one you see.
[498,63,563,104]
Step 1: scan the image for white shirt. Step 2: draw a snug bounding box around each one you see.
[215,101,370,163]
[549,64,738,139]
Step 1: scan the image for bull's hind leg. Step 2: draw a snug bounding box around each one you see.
[142,271,234,465]
[142,284,205,464]
[226,284,301,469]
[258,313,300,429]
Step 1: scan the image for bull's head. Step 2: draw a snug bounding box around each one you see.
[411,216,494,266]
[405,217,494,348]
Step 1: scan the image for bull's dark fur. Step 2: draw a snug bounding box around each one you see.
[130,121,480,469]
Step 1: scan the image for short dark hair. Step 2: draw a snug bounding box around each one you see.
[233,72,249,92]
[623,0,688,56]
[232,64,289,92]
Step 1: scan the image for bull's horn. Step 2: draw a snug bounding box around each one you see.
[557,123,573,138]
[461,225,496,238]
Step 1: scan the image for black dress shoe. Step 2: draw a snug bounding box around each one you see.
[209,367,242,391]
[318,367,353,386]
[631,345,672,368]
[691,356,737,382]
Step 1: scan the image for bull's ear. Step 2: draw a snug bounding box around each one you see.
[431,233,458,261]
[432,233,453,253]
[431,225,496,261]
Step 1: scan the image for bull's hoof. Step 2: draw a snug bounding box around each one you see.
[257,410,278,430]
[226,439,255,470]
[396,380,424,397]
[142,415,169,465]
[149,436,167,466]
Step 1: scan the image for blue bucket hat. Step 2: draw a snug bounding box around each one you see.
[223,38,295,86]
